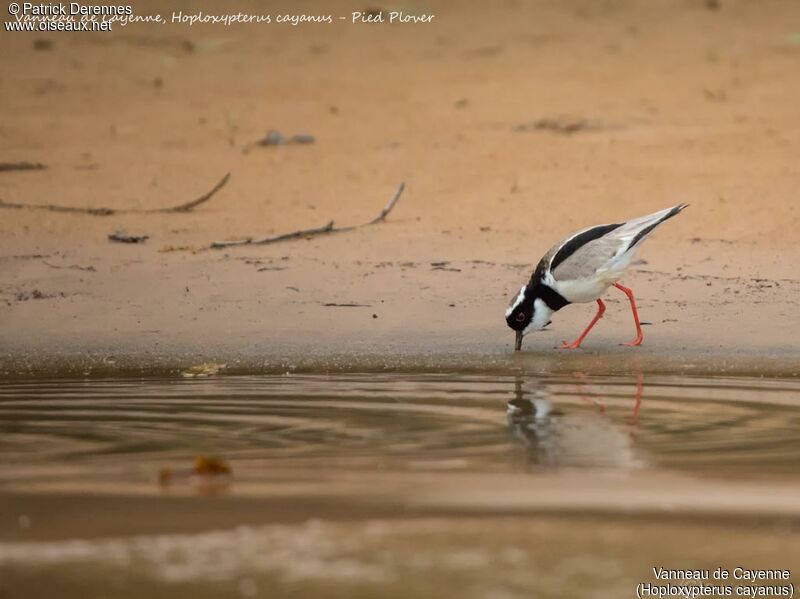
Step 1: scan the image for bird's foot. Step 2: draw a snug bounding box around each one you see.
[560,340,582,350]
[621,336,643,347]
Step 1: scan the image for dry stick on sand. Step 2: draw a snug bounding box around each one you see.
[0,173,230,216]
[41,260,96,272]
[0,162,46,172]
[210,182,405,249]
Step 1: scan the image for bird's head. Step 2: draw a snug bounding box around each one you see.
[505,285,553,350]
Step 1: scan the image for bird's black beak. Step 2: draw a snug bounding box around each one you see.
[514,330,523,351]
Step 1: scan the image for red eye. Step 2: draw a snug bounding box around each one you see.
[516,312,526,322]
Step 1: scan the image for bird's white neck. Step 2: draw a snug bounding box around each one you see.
[526,298,553,333]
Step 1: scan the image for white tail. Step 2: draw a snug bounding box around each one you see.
[613,204,688,249]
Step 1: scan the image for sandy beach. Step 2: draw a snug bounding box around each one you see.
[2,0,800,374]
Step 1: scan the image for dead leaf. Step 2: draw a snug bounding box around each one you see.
[181,362,227,377]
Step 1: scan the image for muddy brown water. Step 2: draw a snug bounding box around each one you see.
[0,373,799,598]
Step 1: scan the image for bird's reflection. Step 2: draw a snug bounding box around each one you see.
[507,375,644,469]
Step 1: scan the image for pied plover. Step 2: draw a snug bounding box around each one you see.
[506,204,688,351]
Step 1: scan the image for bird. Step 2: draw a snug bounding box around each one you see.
[505,204,688,351]
[507,388,643,469]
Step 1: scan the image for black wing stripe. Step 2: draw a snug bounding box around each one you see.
[550,223,622,271]
[627,221,660,251]
[626,204,687,251]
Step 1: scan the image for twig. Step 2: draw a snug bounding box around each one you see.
[0,162,46,172]
[366,182,405,225]
[42,260,96,272]
[211,221,335,249]
[323,302,371,307]
[157,173,230,213]
[0,198,115,215]
[109,232,149,244]
[0,173,230,216]
[210,182,405,249]
[0,253,49,261]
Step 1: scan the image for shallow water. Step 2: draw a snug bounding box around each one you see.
[1,374,799,598]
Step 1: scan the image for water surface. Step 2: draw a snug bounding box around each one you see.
[1,373,799,598]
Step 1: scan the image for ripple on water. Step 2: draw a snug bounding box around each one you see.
[1,374,800,596]
[1,374,799,481]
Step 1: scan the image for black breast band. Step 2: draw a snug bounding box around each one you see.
[533,282,570,312]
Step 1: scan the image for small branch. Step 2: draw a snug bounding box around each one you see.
[210,182,405,249]
[366,182,405,225]
[108,232,149,244]
[323,302,371,307]
[155,173,231,213]
[0,200,116,215]
[42,260,96,272]
[211,221,335,249]
[0,162,46,172]
[0,253,49,261]
[0,173,230,216]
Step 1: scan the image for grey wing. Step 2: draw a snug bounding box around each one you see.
[550,235,629,281]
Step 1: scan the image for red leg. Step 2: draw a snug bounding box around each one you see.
[561,299,606,349]
[614,283,643,346]
[628,373,643,425]
[572,373,606,413]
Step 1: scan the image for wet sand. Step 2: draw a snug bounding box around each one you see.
[2,515,797,599]
[2,0,800,373]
